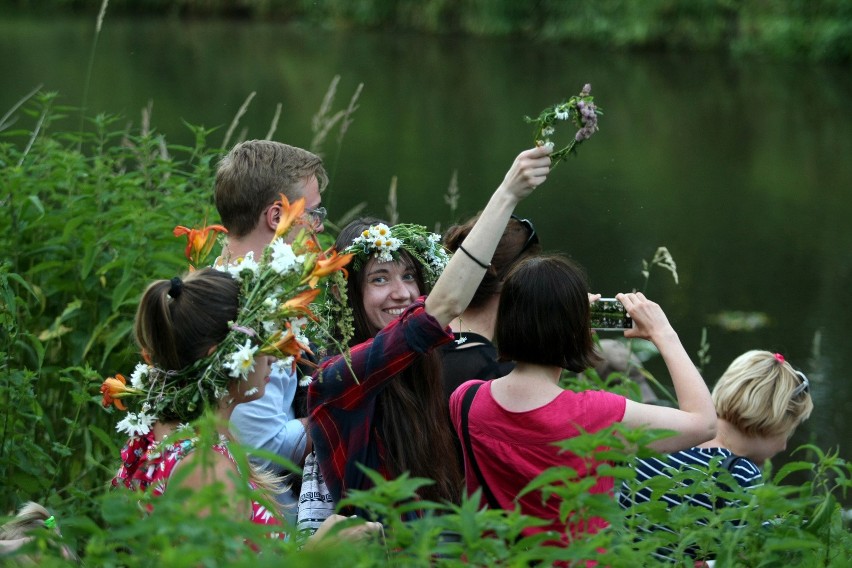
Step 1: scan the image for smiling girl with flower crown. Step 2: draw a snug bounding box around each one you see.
[307,145,553,520]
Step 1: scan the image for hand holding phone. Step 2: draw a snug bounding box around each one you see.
[590,298,633,331]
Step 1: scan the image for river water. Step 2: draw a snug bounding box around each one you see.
[3,17,850,476]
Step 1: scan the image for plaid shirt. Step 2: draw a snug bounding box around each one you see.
[308,297,453,510]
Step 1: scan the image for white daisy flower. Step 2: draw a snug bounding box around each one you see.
[368,223,392,240]
[115,411,155,437]
[542,126,555,136]
[129,362,150,390]
[543,140,555,151]
[298,375,313,387]
[269,238,301,275]
[227,251,259,281]
[243,387,259,397]
[371,236,402,263]
[555,106,570,120]
[223,339,258,379]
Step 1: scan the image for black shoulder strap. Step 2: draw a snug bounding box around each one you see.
[460,382,501,510]
[720,452,742,473]
[713,452,745,510]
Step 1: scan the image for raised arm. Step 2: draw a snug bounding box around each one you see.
[425,146,552,326]
[617,292,717,452]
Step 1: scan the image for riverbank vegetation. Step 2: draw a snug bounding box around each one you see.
[1,91,851,565]
[2,0,851,63]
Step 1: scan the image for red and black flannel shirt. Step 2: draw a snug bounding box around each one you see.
[307,297,453,511]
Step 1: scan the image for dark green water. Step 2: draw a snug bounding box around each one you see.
[3,18,851,471]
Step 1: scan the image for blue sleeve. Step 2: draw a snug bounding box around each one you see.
[231,361,307,473]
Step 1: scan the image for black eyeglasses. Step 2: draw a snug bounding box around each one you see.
[510,214,539,256]
[791,370,810,398]
[307,206,327,227]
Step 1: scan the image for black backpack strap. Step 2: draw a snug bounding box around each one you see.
[720,452,742,473]
[460,382,501,510]
[713,452,745,509]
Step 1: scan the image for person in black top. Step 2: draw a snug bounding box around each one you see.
[440,214,542,400]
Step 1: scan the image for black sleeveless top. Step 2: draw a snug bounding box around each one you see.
[439,332,514,402]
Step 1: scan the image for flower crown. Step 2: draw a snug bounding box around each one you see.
[311,223,449,352]
[525,82,602,166]
[345,223,450,287]
[99,196,352,435]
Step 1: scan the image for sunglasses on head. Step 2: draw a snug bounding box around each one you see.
[791,370,810,398]
[510,214,539,257]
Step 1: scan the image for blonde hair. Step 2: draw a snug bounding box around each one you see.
[712,350,814,438]
[0,502,55,540]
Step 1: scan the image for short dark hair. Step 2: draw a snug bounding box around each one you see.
[495,255,599,372]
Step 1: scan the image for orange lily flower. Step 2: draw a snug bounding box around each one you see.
[273,195,306,240]
[297,232,322,255]
[173,224,228,267]
[262,327,314,359]
[304,249,353,288]
[100,374,143,411]
[279,288,321,321]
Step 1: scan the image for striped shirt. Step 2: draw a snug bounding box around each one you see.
[618,447,762,562]
[618,447,762,512]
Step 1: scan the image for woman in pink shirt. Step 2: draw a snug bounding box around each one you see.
[450,255,717,543]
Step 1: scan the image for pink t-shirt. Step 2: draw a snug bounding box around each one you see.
[449,380,626,542]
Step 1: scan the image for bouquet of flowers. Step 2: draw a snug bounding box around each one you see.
[99,196,352,432]
[525,83,602,166]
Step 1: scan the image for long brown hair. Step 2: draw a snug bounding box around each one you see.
[335,218,462,504]
[135,268,239,377]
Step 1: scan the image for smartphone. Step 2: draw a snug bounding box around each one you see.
[590,298,633,331]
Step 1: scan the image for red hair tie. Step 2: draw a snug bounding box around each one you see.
[773,353,786,364]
